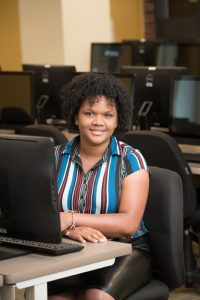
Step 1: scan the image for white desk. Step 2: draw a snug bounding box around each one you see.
[0,240,131,300]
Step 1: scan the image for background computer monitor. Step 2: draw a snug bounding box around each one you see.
[169,74,200,138]
[22,64,76,122]
[120,65,188,129]
[0,71,34,127]
[90,43,133,73]
[155,41,200,75]
[122,40,158,66]
[111,73,135,131]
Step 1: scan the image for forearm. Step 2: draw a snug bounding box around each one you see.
[62,211,139,238]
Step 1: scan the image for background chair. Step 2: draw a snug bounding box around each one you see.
[20,124,68,146]
[123,130,200,287]
[127,166,184,300]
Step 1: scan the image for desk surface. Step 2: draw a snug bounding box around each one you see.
[0,239,131,285]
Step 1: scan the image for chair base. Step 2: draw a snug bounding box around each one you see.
[126,279,169,300]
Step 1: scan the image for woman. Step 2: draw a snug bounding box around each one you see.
[48,72,152,300]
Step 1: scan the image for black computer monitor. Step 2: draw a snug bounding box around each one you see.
[22,64,76,122]
[0,134,61,244]
[122,40,158,66]
[169,74,200,138]
[0,71,34,126]
[111,73,135,130]
[155,41,200,75]
[120,65,188,129]
[90,43,133,73]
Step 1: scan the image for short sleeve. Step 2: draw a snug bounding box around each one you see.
[121,147,149,179]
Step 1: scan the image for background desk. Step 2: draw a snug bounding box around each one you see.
[189,163,200,176]
[0,240,131,300]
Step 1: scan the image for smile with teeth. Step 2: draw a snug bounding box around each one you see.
[90,129,105,135]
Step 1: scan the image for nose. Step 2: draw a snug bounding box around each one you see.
[92,114,103,125]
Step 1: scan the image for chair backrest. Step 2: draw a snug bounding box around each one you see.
[146,166,184,288]
[123,130,197,222]
[20,124,68,146]
[1,107,33,125]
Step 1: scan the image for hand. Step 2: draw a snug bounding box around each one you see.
[63,226,107,244]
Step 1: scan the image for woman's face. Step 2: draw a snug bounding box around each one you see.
[75,96,118,147]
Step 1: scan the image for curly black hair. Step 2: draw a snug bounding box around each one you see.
[60,72,132,134]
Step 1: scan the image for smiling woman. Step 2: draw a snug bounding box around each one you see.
[48,72,151,300]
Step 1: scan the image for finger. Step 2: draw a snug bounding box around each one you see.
[90,232,107,243]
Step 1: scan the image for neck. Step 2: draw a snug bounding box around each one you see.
[79,138,110,159]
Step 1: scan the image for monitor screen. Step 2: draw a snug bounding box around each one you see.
[155,41,200,75]
[120,66,188,129]
[22,64,76,122]
[169,75,200,138]
[0,71,34,125]
[0,134,61,244]
[90,43,133,73]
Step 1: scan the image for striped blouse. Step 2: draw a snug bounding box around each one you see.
[55,135,148,238]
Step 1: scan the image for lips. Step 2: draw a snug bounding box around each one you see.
[90,129,105,135]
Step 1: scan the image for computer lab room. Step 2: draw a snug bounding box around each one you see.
[0,1,200,299]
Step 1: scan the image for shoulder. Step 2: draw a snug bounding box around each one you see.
[115,138,148,174]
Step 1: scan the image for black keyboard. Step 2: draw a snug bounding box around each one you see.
[184,152,200,163]
[0,236,84,256]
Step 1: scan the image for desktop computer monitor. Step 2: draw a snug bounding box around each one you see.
[169,74,200,138]
[90,43,133,73]
[120,65,188,129]
[22,64,76,122]
[111,73,135,131]
[0,134,61,244]
[155,41,200,75]
[0,71,34,126]
[122,40,158,66]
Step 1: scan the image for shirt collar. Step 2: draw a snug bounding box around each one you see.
[61,135,122,159]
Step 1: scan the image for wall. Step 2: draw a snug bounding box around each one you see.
[0,0,22,70]
[0,0,144,71]
[61,0,114,71]
[18,0,64,65]
[110,0,144,41]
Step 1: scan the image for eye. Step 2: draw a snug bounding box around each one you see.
[85,111,94,117]
[104,113,113,118]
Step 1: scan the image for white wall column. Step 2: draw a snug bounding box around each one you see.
[60,0,114,71]
[18,0,64,65]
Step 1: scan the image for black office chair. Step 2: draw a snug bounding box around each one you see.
[123,130,200,287]
[20,124,68,146]
[127,166,184,300]
[1,107,33,125]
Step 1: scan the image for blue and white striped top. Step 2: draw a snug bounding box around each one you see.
[55,135,148,238]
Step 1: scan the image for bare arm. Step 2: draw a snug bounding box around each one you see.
[61,169,149,242]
